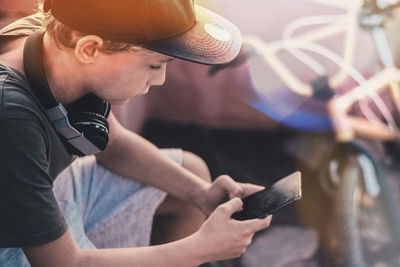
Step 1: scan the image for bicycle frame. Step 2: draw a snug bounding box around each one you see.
[243,0,400,142]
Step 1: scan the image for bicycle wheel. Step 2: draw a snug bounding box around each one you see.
[326,143,400,266]
[329,154,365,267]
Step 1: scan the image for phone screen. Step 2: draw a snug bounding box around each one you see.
[232,171,302,221]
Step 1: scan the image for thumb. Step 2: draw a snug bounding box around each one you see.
[215,197,243,218]
[239,183,265,197]
[241,215,273,232]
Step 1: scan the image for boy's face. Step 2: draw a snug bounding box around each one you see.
[88,48,174,105]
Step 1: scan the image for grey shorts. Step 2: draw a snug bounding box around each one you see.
[0,148,182,266]
[55,148,183,249]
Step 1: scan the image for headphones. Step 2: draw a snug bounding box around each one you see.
[23,31,111,156]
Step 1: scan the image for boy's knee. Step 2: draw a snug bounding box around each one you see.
[182,151,211,183]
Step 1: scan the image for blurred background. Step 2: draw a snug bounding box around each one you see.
[2,1,400,266]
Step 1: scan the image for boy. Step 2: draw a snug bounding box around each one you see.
[0,0,271,266]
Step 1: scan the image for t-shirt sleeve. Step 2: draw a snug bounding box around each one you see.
[0,13,44,37]
[0,117,67,248]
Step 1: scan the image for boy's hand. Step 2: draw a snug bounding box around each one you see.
[199,175,265,216]
[191,198,272,262]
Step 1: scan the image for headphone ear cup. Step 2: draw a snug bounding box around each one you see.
[68,111,110,151]
[66,94,111,118]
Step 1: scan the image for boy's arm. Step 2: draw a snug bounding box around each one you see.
[23,198,272,267]
[24,229,204,267]
[96,112,263,214]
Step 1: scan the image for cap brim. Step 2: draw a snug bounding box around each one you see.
[143,5,242,65]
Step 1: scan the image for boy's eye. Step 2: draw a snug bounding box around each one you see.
[150,65,162,70]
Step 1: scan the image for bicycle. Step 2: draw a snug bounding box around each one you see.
[214,0,400,265]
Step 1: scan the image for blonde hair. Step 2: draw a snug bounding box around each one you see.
[38,3,143,53]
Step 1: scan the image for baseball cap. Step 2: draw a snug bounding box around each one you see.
[43,0,242,65]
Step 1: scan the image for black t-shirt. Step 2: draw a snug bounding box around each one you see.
[0,23,73,246]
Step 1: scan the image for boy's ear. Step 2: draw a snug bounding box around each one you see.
[74,35,104,64]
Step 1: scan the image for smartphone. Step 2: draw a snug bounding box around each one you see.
[232,171,302,221]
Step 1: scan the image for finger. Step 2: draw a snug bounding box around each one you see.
[216,197,243,218]
[238,183,265,197]
[241,215,272,232]
[214,175,243,198]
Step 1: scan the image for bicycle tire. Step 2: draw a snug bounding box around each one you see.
[329,154,365,267]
